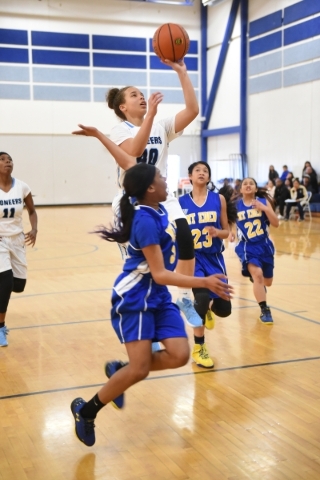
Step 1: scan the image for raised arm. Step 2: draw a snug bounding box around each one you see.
[167,59,199,133]
[118,92,163,157]
[72,125,135,170]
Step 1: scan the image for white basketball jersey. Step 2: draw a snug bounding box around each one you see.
[0,178,31,236]
[110,116,182,188]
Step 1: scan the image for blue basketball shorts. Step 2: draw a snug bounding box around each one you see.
[194,251,227,299]
[235,240,274,279]
[111,278,187,344]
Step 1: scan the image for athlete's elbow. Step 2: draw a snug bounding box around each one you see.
[151,272,166,285]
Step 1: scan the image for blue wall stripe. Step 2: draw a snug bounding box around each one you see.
[149,38,198,55]
[0,29,28,46]
[0,47,29,64]
[284,16,320,46]
[0,65,29,82]
[93,87,147,102]
[93,70,147,86]
[150,88,195,104]
[32,50,89,67]
[93,53,146,69]
[284,0,320,26]
[283,60,320,87]
[93,35,146,52]
[249,10,282,38]
[0,84,30,100]
[249,31,282,57]
[249,71,282,94]
[33,67,90,84]
[33,85,91,101]
[31,31,89,49]
[249,51,282,76]
[150,71,198,88]
[284,37,320,67]
[150,55,197,71]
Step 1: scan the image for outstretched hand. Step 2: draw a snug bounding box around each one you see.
[72,124,99,137]
[204,274,234,301]
[25,229,37,247]
[162,58,187,74]
[147,92,164,117]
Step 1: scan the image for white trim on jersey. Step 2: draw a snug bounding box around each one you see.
[0,178,31,236]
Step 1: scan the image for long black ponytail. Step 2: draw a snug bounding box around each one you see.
[94,163,157,244]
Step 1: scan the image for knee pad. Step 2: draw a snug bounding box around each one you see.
[0,269,14,313]
[175,218,194,260]
[193,288,210,319]
[211,297,232,318]
[13,277,26,293]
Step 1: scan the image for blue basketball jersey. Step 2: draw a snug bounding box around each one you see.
[113,204,177,306]
[236,197,270,243]
[179,190,224,254]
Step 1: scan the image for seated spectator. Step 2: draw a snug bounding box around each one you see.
[274,178,290,219]
[268,165,279,182]
[301,161,317,178]
[266,180,275,197]
[304,166,318,193]
[302,174,317,195]
[284,177,293,189]
[280,165,292,182]
[285,178,308,222]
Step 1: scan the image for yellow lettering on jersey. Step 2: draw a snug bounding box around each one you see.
[165,223,176,242]
[247,209,262,219]
[198,211,217,223]
[186,213,196,225]
[237,211,246,221]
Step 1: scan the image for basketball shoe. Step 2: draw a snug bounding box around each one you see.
[191,343,214,368]
[70,397,95,446]
[0,326,8,347]
[105,360,128,409]
[259,307,273,324]
[176,298,202,327]
[205,310,215,330]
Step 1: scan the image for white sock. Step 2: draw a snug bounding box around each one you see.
[178,288,192,300]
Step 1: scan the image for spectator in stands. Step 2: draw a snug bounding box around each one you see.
[266,180,275,198]
[268,165,279,183]
[301,161,317,179]
[304,166,318,194]
[285,178,308,222]
[280,165,291,182]
[274,178,290,219]
[284,177,293,189]
[302,174,317,195]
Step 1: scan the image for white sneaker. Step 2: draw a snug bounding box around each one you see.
[277,214,284,220]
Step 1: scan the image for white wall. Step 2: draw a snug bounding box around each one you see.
[0,0,201,204]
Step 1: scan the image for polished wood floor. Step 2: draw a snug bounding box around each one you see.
[1,206,320,480]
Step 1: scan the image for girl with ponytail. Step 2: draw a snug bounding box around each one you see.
[70,163,234,447]
[231,177,279,324]
[178,161,236,368]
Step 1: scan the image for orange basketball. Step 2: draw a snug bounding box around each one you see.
[152,23,190,63]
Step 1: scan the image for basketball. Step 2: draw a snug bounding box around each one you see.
[152,23,190,63]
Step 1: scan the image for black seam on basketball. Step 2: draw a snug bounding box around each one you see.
[167,24,176,62]
[181,28,188,58]
[157,25,166,61]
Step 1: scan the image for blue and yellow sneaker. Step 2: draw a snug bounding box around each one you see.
[70,397,95,446]
[205,310,215,330]
[105,360,128,409]
[176,297,202,328]
[259,307,273,325]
